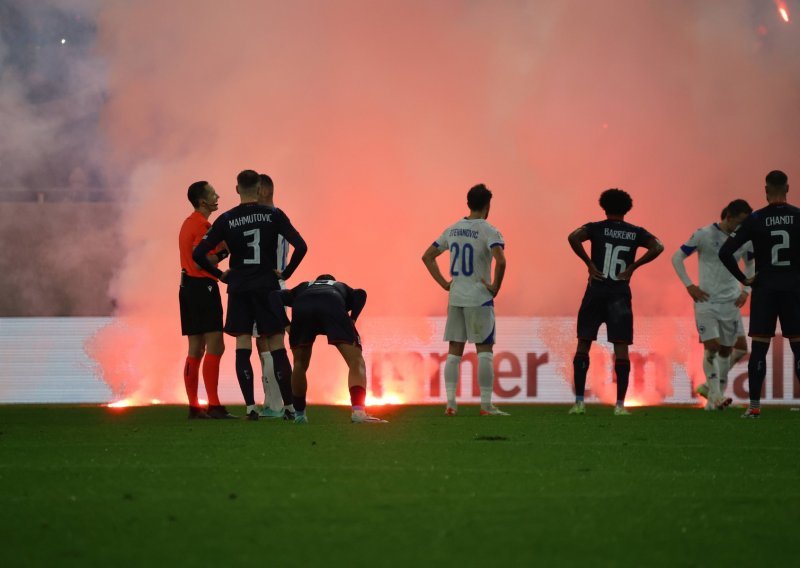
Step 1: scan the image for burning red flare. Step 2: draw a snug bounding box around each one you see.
[776,1,790,22]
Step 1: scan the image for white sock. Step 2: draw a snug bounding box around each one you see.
[444,355,461,407]
[259,351,283,411]
[246,404,258,414]
[732,348,747,365]
[716,354,731,397]
[478,352,494,407]
[704,349,721,402]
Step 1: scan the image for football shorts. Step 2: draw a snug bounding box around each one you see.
[576,284,633,344]
[225,288,284,337]
[179,275,223,336]
[443,305,496,344]
[749,284,800,339]
[289,296,361,348]
[694,302,740,346]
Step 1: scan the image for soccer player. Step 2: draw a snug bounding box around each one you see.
[193,169,307,420]
[672,200,754,410]
[268,275,386,424]
[719,170,800,418]
[421,183,507,416]
[254,173,291,419]
[567,188,664,415]
[178,180,235,420]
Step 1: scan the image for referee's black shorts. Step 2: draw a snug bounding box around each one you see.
[179,274,223,336]
[289,296,361,349]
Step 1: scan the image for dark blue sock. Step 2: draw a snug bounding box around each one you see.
[293,394,307,413]
[748,341,770,406]
[270,348,293,406]
[573,353,589,400]
[615,358,630,405]
[235,348,255,406]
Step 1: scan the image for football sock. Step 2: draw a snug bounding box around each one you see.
[444,354,461,407]
[790,342,800,381]
[235,348,256,406]
[477,352,494,407]
[350,385,366,412]
[716,353,731,397]
[270,348,294,406]
[183,356,201,407]
[732,348,747,365]
[202,353,222,407]
[573,353,589,401]
[293,394,307,414]
[704,349,722,402]
[615,358,630,406]
[747,341,769,409]
[259,351,283,410]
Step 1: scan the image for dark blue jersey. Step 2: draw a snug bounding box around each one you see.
[583,219,655,288]
[719,202,800,289]
[271,280,367,321]
[193,203,307,293]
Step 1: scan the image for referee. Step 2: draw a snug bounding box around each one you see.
[179,181,234,419]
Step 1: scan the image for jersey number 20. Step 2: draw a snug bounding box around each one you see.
[450,243,474,276]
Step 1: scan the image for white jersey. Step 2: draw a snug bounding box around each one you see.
[679,223,753,303]
[434,218,504,307]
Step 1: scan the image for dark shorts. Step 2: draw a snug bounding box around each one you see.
[225,288,284,337]
[179,275,223,336]
[749,284,800,339]
[289,296,361,349]
[576,284,633,344]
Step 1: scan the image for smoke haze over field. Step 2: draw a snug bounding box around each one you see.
[83,0,800,403]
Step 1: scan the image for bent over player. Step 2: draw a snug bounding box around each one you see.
[719,170,800,418]
[672,199,753,410]
[269,275,386,424]
[421,183,507,416]
[193,169,307,420]
[567,188,663,415]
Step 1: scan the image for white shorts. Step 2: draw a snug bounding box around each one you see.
[694,302,741,346]
[444,305,495,344]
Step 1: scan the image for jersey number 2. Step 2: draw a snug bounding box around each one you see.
[770,230,790,267]
[450,243,474,276]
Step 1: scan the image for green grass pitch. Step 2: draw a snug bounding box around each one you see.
[1,404,798,566]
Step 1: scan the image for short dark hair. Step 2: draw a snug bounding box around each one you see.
[316,274,335,281]
[187,181,209,208]
[721,199,752,220]
[467,184,492,211]
[766,170,788,189]
[259,173,274,191]
[237,169,260,192]
[599,188,633,216]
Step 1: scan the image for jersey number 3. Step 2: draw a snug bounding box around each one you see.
[243,228,260,265]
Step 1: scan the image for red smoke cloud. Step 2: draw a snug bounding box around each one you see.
[89,1,800,404]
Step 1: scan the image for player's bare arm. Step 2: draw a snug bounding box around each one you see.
[670,248,709,302]
[421,245,451,291]
[567,227,604,281]
[481,245,506,297]
[617,236,664,281]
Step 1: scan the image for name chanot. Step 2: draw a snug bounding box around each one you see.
[765,216,795,227]
[229,212,273,228]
